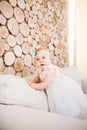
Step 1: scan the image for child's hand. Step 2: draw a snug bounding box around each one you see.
[26,80,31,86]
[26,80,35,89]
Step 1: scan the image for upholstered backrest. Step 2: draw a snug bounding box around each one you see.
[59,66,82,86]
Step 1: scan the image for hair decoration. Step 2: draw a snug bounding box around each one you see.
[32,49,37,56]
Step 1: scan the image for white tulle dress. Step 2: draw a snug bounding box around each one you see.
[40,64,87,117]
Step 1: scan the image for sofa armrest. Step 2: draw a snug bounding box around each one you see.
[82,77,87,93]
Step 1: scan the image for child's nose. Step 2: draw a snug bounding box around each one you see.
[40,58,43,62]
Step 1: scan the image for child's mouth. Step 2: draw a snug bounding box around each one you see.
[40,64,45,66]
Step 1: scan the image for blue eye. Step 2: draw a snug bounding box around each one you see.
[36,58,39,61]
[42,56,45,59]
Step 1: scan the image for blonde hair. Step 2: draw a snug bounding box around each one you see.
[36,47,50,56]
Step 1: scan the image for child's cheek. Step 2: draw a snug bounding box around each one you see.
[36,62,39,67]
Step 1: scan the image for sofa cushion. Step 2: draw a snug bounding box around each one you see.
[59,66,82,86]
[0,75,48,111]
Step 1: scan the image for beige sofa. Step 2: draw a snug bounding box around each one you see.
[0,66,87,130]
[0,104,87,130]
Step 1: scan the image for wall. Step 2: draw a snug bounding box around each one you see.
[68,0,75,66]
[75,0,87,77]
[0,0,68,77]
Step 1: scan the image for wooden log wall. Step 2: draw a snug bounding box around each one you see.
[0,0,69,77]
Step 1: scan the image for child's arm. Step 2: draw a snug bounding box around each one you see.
[29,68,55,90]
[32,74,40,83]
[27,74,40,85]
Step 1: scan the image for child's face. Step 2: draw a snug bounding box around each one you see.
[35,50,51,69]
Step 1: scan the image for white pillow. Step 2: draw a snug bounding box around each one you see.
[0,75,48,111]
[59,66,82,86]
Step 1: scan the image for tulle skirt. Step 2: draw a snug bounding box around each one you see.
[46,74,87,117]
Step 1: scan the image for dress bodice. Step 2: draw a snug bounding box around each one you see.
[39,64,61,81]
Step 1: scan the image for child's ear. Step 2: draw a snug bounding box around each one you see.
[33,58,36,65]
